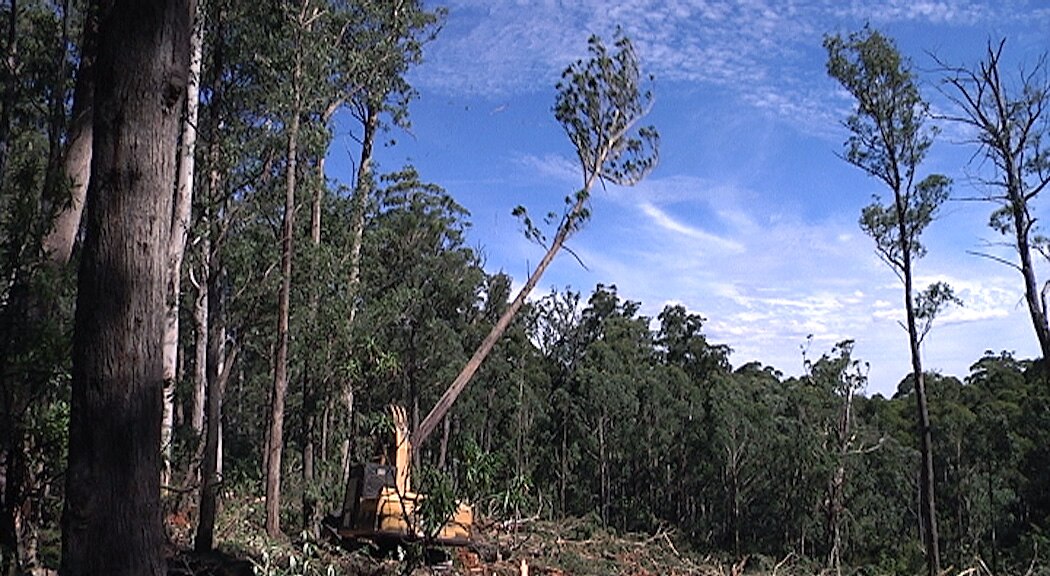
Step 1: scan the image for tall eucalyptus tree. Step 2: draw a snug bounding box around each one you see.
[825,27,954,576]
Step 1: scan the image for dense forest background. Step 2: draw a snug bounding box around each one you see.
[1,0,1049,575]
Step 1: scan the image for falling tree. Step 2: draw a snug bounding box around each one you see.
[825,27,955,576]
[413,29,658,448]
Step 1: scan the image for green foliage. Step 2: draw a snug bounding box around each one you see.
[554,29,659,187]
[515,30,659,244]
[824,26,933,188]
[250,536,337,576]
[915,281,962,341]
[414,466,458,539]
[4,3,1050,574]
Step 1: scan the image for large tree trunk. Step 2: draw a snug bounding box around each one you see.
[60,0,191,573]
[161,0,204,487]
[264,34,302,538]
[41,8,97,265]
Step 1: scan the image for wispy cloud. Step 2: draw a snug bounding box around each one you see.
[840,0,992,25]
[540,167,1040,393]
[404,0,1050,395]
[639,202,745,253]
[515,153,580,185]
[415,0,1046,137]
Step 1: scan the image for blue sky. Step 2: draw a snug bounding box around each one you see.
[328,0,1050,396]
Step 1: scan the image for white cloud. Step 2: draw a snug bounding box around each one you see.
[414,0,1046,138]
[639,202,746,253]
[400,0,1050,396]
[516,153,580,185]
[529,168,1043,395]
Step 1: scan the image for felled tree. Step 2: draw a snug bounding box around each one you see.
[413,30,658,447]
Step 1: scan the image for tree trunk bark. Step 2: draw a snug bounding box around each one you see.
[61,0,191,572]
[438,414,450,470]
[0,0,18,190]
[413,183,593,447]
[337,387,355,523]
[900,230,941,576]
[598,410,608,526]
[1009,175,1050,365]
[264,31,302,538]
[190,256,208,437]
[161,0,204,487]
[826,387,854,576]
[195,259,230,552]
[0,427,26,574]
[188,4,225,468]
[41,7,97,265]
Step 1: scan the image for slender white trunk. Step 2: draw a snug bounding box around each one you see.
[191,257,208,436]
[161,4,204,486]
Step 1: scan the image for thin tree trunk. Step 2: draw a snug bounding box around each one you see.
[264,29,303,538]
[195,259,231,552]
[335,102,377,507]
[0,0,18,187]
[559,419,567,516]
[337,387,355,523]
[985,49,1050,366]
[0,427,26,574]
[301,104,335,533]
[826,386,854,576]
[1010,172,1050,363]
[161,0,204,487]
[41,0,72,212]
[413,177,595,447]
[188,3,224,471]
[61,0,191,572]
[190,256,208,437]
[41,7,97,265]
[438,414,450,470]
[598,410,608,525]
[320,403,329,464]
[901,237,941,576]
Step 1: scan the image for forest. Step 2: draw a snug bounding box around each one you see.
[1,0,1049,575]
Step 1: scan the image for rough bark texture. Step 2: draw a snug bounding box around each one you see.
[60,0,191,573]
[42,8,97,265]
